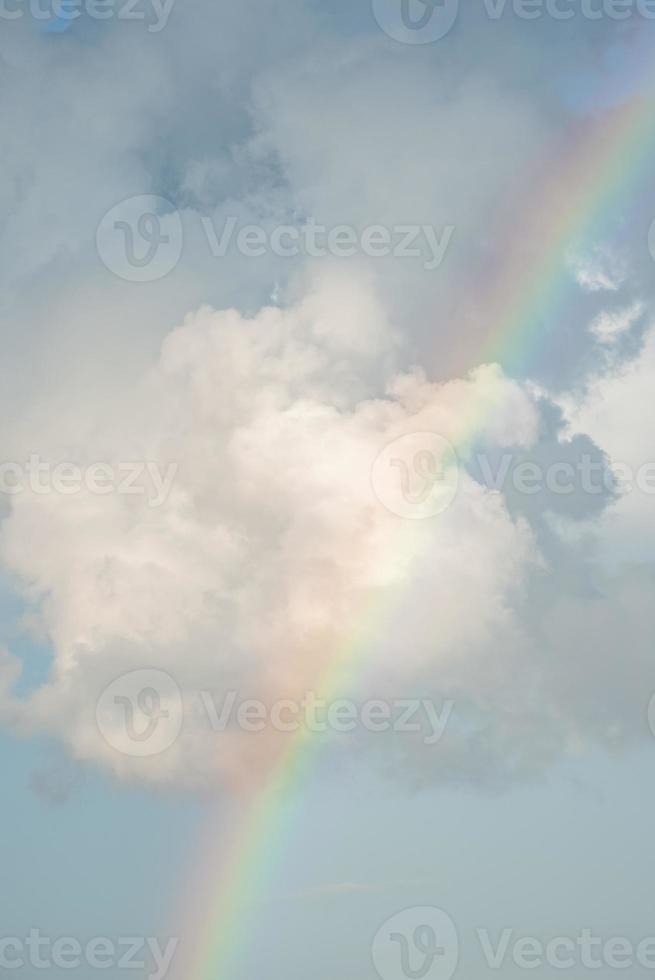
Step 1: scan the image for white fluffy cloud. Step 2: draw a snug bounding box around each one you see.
[1,9,655,794]
[0,271,545,788]
[560,318,655,564]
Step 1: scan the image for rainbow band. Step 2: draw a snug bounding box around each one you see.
[181,91,654,980]
[480,96,654,375]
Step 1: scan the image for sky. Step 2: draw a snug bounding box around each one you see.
[2,2,655,979]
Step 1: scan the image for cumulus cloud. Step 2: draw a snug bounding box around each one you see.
[559,318,655,564]
[0,265,651,794]
[0,271,546,789]
[1,6,655,796]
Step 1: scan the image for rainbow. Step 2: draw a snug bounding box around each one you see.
[479,95,655,375]
[176,88,655,980]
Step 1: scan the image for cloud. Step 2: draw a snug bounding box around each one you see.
[569,247,627,293]
[1,7,654,795]
[0,268,650,794]
[559,318,655,564]
[0,271,546,789]
[589,301,645,344]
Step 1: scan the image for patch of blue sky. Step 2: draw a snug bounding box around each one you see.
[0,573,53,698]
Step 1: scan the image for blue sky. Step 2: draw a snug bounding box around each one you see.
[6,730,655,979]
[2,4,655,980]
